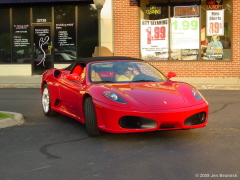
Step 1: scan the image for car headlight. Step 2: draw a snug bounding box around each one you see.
[191,88,202,100]
[103,91,127,104]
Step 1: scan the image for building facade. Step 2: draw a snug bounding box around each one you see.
[0,0,239,78]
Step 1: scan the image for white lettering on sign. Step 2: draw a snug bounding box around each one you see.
[37,19,47,23]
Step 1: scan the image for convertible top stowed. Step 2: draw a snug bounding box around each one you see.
[41,55,208,136]
[65,56,142,70]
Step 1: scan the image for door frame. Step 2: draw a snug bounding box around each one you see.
[31,23,54,75]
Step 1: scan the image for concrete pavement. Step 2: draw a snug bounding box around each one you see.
[0,111,25,129]
[0,75,240,90]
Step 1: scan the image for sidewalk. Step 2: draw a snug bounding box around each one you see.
[0,75,240,90]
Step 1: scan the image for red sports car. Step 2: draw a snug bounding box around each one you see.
[41,56,208,136]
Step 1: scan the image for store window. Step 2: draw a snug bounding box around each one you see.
[12,7,31,63]
[54,5,76,62]
[0,8,10,63]
[33,6,52,23]
[77,5,98,58]
[140,0,232,61]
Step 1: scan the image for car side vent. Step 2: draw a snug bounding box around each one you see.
[54,70,61,78]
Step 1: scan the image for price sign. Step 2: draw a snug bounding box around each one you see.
[141,19,168,60]
[170,17,199,49]
[206,10,224,36]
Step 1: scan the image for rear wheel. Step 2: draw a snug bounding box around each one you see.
[42,84,58,116]
[84,97,101,136]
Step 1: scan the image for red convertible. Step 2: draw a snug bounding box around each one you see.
[41,56,208,136]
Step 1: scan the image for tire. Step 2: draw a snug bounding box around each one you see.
[42,84,58,116]
[84,97,102,136]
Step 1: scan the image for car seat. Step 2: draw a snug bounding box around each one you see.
[72,65,83,76]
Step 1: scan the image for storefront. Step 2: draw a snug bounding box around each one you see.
[1,0,239,78]
[113,0,239,77]
[140,0,232,61]
[0,0,99,75]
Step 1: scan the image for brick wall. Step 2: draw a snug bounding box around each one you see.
[113,0,139,58]
[113,0,240,78]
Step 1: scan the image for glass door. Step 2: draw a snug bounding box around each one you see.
[32,24,53,75]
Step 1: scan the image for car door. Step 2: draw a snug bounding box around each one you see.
[58,71,85,119]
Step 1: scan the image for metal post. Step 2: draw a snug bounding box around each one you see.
[97,8,101,57]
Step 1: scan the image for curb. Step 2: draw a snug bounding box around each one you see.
[194,85,240,90]
[0,84,40,88]
[0,111,25,129]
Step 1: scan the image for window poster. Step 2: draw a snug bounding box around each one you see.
[141,19,168,60]
[13,24,30,48]
[170,17,199,60]
[13,24,31,63]
[55,23,75,50]
[206,10,224,36]
[171,17,199,49]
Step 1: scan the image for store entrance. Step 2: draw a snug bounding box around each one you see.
[32,24,53,75]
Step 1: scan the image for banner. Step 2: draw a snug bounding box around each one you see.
[141,19,168,60]
[206,10,224,36]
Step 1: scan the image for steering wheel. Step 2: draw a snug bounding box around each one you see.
[132,74,146,81]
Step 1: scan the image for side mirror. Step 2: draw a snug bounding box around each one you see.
[167,72,176,79]
[66,74,85,83]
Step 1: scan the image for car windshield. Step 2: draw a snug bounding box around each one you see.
[89,61,168,83]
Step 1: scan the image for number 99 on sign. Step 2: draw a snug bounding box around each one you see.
[146,26,166,44]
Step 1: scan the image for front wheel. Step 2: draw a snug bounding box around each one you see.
[84,97,102,136]
[42,84,58,116]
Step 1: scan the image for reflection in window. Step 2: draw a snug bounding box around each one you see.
[0,8,10,63]
[12,7,31,63]
[54,5,76,62]
[78,5,98,58]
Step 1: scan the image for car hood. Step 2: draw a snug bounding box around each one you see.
[102,82,187,108]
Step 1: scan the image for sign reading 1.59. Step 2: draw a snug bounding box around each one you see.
[171,19,199,30]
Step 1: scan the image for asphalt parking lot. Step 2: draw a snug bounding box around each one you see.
[0,89,239,180]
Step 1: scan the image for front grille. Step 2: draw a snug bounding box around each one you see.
[159,126,176,129]
[119,116,157,129]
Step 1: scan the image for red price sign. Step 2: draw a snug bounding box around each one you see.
[208,22,223,34]
[146,26,166,44]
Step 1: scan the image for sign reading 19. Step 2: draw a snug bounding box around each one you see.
[171,19,198,30]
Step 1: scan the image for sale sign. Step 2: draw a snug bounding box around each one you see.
[141,19,168,60]
[170,17,199,49]
[206,10,224,36]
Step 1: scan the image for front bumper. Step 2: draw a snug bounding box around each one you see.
[93,100,208,133]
